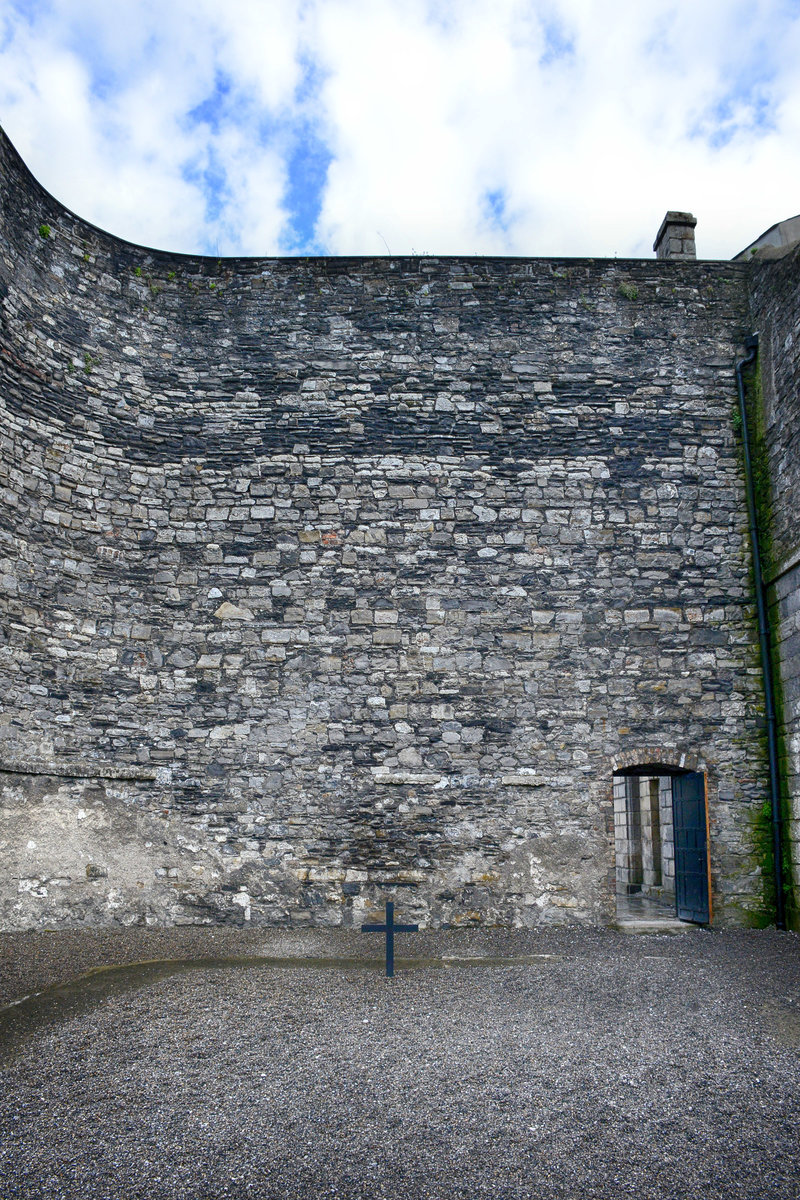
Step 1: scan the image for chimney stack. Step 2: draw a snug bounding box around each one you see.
[653,211,697,260]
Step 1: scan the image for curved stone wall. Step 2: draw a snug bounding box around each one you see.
[0,126,769,929]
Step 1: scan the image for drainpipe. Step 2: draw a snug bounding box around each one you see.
[735,333,786,930]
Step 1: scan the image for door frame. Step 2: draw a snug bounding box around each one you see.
[611,756,712,925]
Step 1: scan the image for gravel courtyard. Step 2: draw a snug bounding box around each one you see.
[1,926,799,1200]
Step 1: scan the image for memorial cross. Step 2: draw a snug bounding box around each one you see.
[361,900,418,977]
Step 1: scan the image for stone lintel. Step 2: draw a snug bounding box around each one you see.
[0,759,160,782]
[370,769,444,785]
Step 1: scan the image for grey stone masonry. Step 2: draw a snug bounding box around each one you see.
[653,212,697,261]
[747,243,800,922]
[0,125,784,931]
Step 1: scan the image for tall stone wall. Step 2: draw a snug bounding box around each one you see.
[747,244,800,924]
[0,128,768,929]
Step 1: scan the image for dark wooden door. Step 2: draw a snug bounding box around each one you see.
[673,771,710,924]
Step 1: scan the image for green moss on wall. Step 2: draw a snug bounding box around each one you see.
[738,358,796,927]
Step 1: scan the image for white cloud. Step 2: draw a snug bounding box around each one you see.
[0,0,303,252]
[311,0,800,257]
[1,0,799,257]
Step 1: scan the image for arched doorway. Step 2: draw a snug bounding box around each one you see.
[613,764,711,924]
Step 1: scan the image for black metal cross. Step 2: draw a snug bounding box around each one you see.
[361,900,418,977]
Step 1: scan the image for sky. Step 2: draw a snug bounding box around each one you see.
[1,0,799,260]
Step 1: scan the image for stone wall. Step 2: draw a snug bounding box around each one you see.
[0,127,769,929]
[747,244,800,923]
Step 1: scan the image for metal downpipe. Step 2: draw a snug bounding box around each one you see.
[735,333,786,930]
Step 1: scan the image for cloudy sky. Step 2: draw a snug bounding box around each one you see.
[1,0,799,260]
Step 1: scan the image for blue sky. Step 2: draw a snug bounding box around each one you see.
[1,0,799,258]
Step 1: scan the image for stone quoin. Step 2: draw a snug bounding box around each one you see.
[1,126,799,931]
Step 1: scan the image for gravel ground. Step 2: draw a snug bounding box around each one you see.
[1,927,799,1200]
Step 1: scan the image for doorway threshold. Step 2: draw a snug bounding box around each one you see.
[614,916,695,934]
[614,893,697,933]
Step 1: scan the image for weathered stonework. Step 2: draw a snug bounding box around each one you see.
[653,211,698,262]
[0,127,790,930]
[747,244,800,922]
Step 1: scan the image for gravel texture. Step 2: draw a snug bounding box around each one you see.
[1,927,799,1199]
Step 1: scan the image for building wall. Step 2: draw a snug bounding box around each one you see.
[747,244,800,924]
[0,128,769,929]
